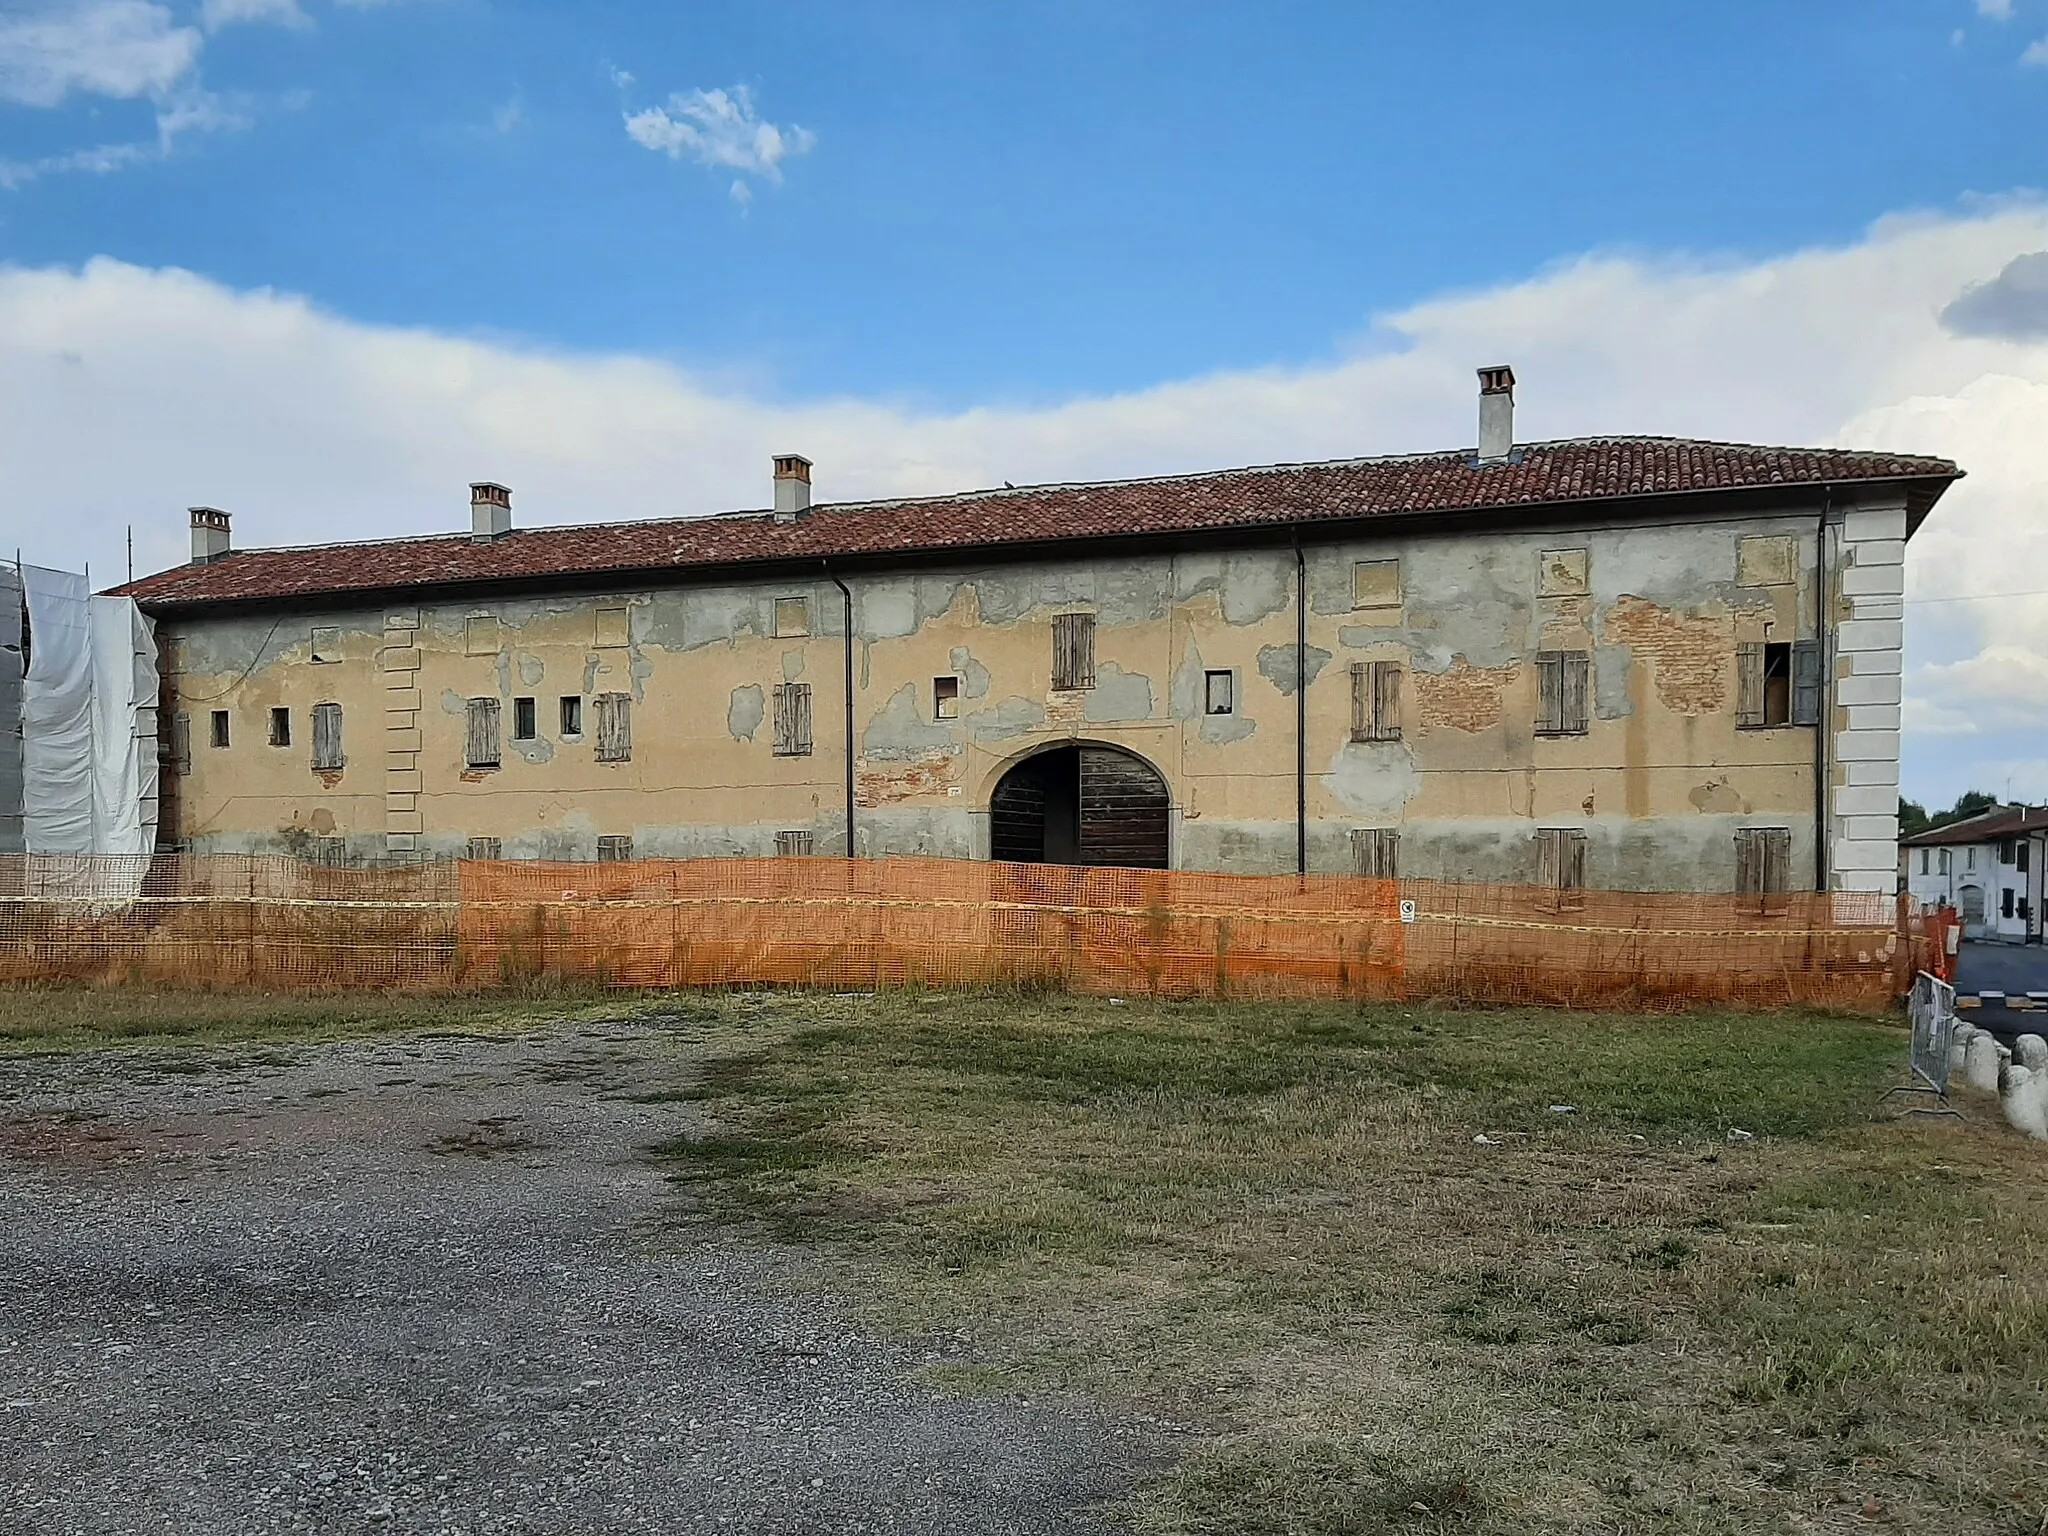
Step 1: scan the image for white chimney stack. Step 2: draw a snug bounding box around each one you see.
[189,507,232,565]
[1476,364,1516,466]
[470,481,512,543]
[773,454,812,522]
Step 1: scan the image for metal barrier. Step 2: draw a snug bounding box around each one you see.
[1889,970,1962,1117]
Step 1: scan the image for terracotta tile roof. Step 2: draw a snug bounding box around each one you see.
[112,437,1961,611]
[1901,805,2047,847]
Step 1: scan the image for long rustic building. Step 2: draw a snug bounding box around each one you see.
[113,370,1959,895]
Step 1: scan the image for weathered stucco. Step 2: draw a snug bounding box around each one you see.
[152,509,1855,891]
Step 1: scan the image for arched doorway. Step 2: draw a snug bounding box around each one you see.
[989,744,1170,869]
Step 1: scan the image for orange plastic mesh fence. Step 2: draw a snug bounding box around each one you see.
[0,854,1921,1011]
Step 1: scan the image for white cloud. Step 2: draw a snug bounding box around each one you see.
[490,95,521,134]
[2024,34,2048,64]
[0,0,199,106]
[200,0,310,30]
[1978,0,2013,19]
[623,84,815,185]
[7,206,2048,807]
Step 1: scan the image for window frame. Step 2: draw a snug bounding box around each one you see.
[465,697,502,770]
[1535,827,1588,909]
[1534,651,1590,737]
[1203,669,1234,716]
[559,695,583,738]
[773,682,814,757]
[1735,826,1794,913]
[269,706,292,748]
[596,834,634,863]
[1349,659,1402,742]
[934,676,960,720]
[1051,612,1096,692]
[310,701,344,772]
[512,696,537,742]
[209,709,230,750]
[772,596,811,639]
[775,829,815,857]
[1351,827,1399,880]
[593,692,632,763]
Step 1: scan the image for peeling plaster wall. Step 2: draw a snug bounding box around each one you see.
[154,506,1861,892]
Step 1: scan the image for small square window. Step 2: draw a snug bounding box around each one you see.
[210,710,230,749]
[1353,559,1401,610]
[309,626,341,664]
[595,606,630,648]
[467,837,501,861]
[1536,548,1589,598]
[935,677,959,719]
[597,834,633,863]
[465,614,500,656]
[269,707,291,747]
[513,697,537,741]
[1204,670,1234,715]
[560,696,583,737]
[774,596,811,638]
[775,829,815,857]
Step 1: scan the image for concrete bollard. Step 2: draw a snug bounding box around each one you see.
[1964,1032,2007,1095]
[2016,1034,2048,1073]
[2000,1061,2048,1141]
[1950,1022,1976,1082]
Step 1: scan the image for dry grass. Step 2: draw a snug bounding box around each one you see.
[649,991,2048,1534]
[0,982,602,1052]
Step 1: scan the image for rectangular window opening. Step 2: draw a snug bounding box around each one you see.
[1350,660,1402,742]
[773,596,811,638]
[1736,827,1793,913]
[773,682,813,756]
[1204,670,1234,716]
[1738,639,1821,728]
[168,712,192,777]
[512,697,537,741]
[935,676,960,720]
[311,701,344,771]
[209,710,230,749]
[559,696,582,737]
[1351,827,1399,880]
[309,626,341,664]
[775,829,815,857]
[269,706,291,748]
[594,692,632,762]
[310,836,346,869]
[1051,612,1095,691]
[467,837,501,861]
[596,834,633,863]
[2003,887,2016,919]
[465,697,501,769]
[1535,828,1588,909]
[1535,651,1590,736]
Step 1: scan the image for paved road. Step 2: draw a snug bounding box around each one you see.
[1955,941,2048,1046]
[0,1014,1156,1535]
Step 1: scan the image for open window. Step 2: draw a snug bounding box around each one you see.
[1736,640,1821,728]
[1204,670,1234,716]
[935,677,960,720]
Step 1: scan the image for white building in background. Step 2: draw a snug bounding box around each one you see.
[1901,804,2047,944]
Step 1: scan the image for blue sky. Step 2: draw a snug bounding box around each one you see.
[5,0,2046,401]
[3,0,2048,810]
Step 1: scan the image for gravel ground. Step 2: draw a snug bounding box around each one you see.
[0,1012,1161,1535]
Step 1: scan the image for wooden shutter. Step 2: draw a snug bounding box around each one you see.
[773,683,813,756]
[595,693,632,762]
[1762,828,1789,897]
[596,834,633,862]
[1349,662,1368,742]
[1536,652,1563,734]
[1051,613,1095,691]
[1735,829,1758,896]
[1371,661,1403,741]
[1563,831,1586,894]
[1536,828,1560,890]
[1561,654,1589,734]
[1735,642,1765,728]
[467,837,501,861]
[1790,639,1822,726]
[465,697,500,768]
[776,829,815,857]
[169,712,192,776]
[1351,827,1398,880]
[311,702,343,770]
[1537,829,1586,903]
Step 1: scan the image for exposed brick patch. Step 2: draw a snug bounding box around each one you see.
[1415,655,1517,733]
[856,755,958,808]
[1602,595,1727,716]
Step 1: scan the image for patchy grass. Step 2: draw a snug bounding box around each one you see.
[0,983,603,1052]
[647,991,2048,1534]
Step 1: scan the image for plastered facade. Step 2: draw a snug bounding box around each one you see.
[152,501,1900,893]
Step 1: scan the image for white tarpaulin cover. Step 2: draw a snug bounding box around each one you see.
[21,565,158,858]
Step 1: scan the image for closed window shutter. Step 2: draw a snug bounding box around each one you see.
[776,829,815,857]
[1536,652,1563,734]
[466,698,500,768]
[1735,642,1766,728]
[1562,654,1589,733]
[1351,828,1398,879]
[595,693,632,762]
[1349,663,1368,742]
[774,683,813,756]
[1763,828,1789,896]
[1051,613,1095,691]
[169,712,192,776]
[1536,828,1560,890]
[1565,832,1586,893]
[311,702,343,770]
[1370,661,1403,741]
[1790,639,1823,726]
[1736,829,1758,895]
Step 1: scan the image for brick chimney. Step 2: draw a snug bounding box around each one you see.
[773,455,812,522]
[470,482,512,543]
[1476,365,1516,466]
[189,507,231,565]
